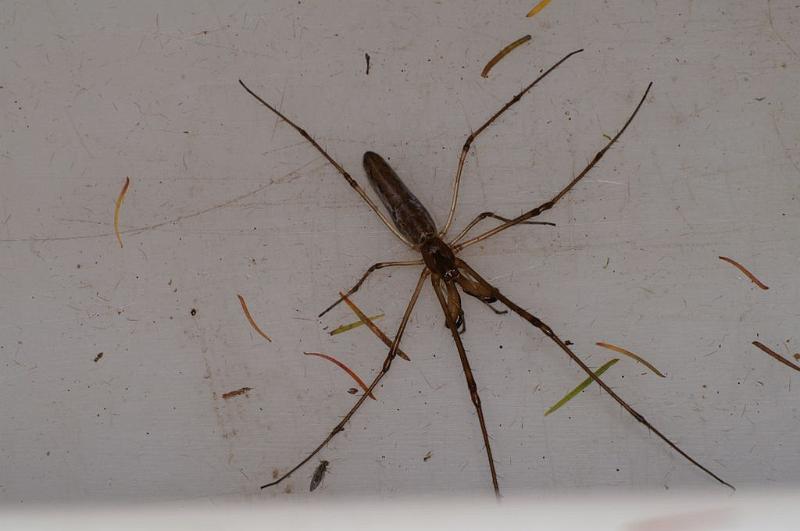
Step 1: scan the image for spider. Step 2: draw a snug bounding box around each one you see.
[239,48,732,497]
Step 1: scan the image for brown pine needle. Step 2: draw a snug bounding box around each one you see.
[481,34,532,78]
[237,294,272,342]
[718,256,769,290]
[596,341,666,377]
[339,292,411,361]
[114,176,130,248]
[330,312,385,336]
[222,387,252,400]
[304,352,376,400]
[526,0,552,18]
[752,341,800,372]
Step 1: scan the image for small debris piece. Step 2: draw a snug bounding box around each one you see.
[304,352,376,400]
[309,460,329,491]
[237,294,272,342]
[481,34,532,78]
[595,341,666,377]
[114,176,130,248]
[222,387,252,400]
[752,341,800,372]
[545,359,619,416]
[347,387,359,394]
[365,52,371,75]
[93,352,104,363]
[526,0,552,18]
[423,451,432,462]
[718,256,769,290]
[330,312,385,336]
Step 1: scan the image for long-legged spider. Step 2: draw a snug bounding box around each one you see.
[239,48,732,497]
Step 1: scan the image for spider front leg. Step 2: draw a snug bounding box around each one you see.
[454,82,653,252]
[239,79,415,247]
[438,49,584,238]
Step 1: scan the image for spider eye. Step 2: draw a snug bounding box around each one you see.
[443,269,460,281]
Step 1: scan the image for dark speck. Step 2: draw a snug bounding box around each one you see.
[190,308,197,316]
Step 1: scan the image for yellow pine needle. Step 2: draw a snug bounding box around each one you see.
[545,359,619,416]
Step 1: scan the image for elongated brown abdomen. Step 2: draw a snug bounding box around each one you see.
[363,151,437,246]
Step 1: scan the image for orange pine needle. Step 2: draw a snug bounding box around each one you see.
[595,341,666,377]
[339,292,411,361]
[481,34,532,78]
[526,0,552,18]
[304,352,376,400]
[719,256,769,290]
[237,294,272,342]
[752,341,800,372]
[114,176,130,248]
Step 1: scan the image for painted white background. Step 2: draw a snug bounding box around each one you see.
[1,0,798,504]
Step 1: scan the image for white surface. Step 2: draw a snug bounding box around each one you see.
[1,493,799,531]
[1,0,799,503]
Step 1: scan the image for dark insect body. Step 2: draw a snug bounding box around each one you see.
[239,48,732,497]
[309,460,329,492]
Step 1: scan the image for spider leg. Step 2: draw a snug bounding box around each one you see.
[438,49,584,238]
[431,275,500,498]
[449,211,554,247]
[239,79,414,247]
[454,82,653,252]
[261,268,429,489]
[319,259,423,317]
[456,259,734,490]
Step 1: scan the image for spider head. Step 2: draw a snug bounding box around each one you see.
[420,237,459,280]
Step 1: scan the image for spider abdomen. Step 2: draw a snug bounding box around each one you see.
[363,151,437,246]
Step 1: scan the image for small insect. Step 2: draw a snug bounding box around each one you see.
[240,48,732,496]
[309,460,330,492]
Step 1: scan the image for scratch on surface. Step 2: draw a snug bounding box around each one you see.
[767,0,799,60]
[771,111,800,176]
[67,111,93,158]
[0,160,319,243]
